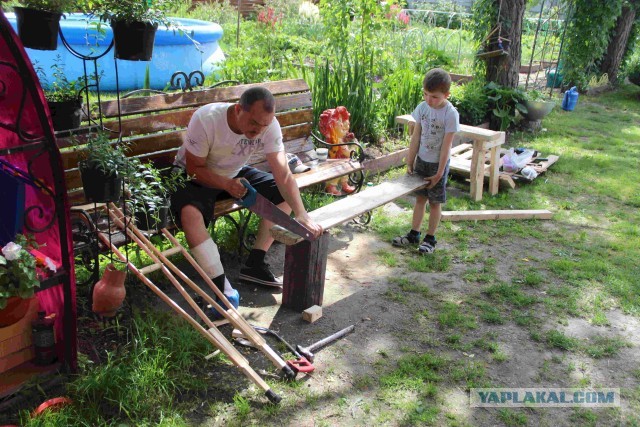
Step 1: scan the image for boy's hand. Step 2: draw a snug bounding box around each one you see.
[406,158,414,175]
[424,174,441,189]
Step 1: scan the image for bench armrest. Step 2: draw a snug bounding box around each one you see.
[310,131,365,163]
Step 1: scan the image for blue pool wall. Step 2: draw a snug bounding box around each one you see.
[4,12,224,91]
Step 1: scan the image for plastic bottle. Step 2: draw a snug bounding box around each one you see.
[562,87,579,111]
[32,311,57,365]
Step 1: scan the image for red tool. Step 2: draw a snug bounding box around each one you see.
[238,179,315,241]
[239,326,315,374]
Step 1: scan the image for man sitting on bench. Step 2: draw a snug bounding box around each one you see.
[170,87,323,311]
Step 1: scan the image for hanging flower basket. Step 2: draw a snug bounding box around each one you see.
[13,7,62,51]
[48,98,83,131]
[110,19,158,61]
[79,161,123,203]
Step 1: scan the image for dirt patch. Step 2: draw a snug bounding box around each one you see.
[185,201,638,426]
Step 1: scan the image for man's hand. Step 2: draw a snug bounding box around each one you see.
[297,214,324,239]
[424,174,441,189]
[226,178,248,199]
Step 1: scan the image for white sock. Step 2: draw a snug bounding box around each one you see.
[223,277,234,296]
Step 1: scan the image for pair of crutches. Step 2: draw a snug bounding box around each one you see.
[97,203,294,403]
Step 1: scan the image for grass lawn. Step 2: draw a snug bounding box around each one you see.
[5,83,640,426]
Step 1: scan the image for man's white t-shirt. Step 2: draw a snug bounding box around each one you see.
[174,103,284,178]
[411,100,460,163]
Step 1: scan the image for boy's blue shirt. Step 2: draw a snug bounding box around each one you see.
[411,100,460,163]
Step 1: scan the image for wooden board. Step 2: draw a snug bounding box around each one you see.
[441,209,553,221]
[449,143,559,185]
[271,174,427,244]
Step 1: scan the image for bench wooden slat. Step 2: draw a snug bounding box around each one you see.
[100,79,311,117]
[98,106,313,140]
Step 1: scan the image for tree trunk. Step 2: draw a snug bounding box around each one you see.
[600,5,637,84]
[485,0,526,88]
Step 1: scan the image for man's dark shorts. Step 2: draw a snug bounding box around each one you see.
[170,166,285,228]
[413,157,449,204]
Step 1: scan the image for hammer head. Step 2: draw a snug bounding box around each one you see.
[295,344,314,363]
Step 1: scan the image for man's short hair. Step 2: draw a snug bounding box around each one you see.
[423,68,451,93]
[240,86,276,112]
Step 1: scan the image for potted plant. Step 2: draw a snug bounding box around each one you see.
[126,161,189,230]
[76,131,130,203]
[0,234,55,327]
[86,0,180,61]
[35,56,84,132]
[484,82,528,131]
[13,0,72,50]
[522,89,556,122]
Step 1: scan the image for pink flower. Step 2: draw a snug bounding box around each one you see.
[258,7,283,28]
[397,11,410,26]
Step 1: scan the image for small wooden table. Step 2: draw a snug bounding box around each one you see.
[395,115,506,201]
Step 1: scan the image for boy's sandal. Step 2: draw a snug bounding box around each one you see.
[418,241,436,254]
[392,235,418,247]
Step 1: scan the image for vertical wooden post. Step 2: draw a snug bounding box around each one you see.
[282,233,329,312]
[488,147,500,195]
[470,138,486,201]
[488,131,505,196]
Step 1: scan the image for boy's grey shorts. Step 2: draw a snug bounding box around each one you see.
[413,157,449,204]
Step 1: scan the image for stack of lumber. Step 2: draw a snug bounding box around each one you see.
[449,143,559,189]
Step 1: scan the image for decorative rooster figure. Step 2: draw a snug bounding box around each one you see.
[318,106,357,195]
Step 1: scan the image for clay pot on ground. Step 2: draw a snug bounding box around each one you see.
[0,296,34,327]
[92,263,126,317]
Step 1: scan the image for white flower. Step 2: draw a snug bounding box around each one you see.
[44,257,57,273]
[2,242,22,261]
[299,1,320,21]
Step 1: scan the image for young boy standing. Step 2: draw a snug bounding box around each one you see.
[392,68,460,253]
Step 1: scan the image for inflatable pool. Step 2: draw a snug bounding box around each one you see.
[3,12,224,91]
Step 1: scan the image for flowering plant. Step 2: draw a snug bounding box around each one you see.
[257,7,283,28]
[0,234,55,309]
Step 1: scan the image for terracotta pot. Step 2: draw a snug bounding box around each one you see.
[0,296,34,328]
[92,263,126,317]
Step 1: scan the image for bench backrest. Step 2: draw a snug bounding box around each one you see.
[58,79,314,204]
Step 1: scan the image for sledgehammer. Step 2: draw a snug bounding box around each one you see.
[296,325,355,363]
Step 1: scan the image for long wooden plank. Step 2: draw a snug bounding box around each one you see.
[396,114,502,142]
[441,209,553,221]
[271,174,427,243]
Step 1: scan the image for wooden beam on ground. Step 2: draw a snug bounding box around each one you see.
[440,209,553,221]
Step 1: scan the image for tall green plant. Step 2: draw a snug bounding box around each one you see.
[311,52,378,141]
[377,67,423,130]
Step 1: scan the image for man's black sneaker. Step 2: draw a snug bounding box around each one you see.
[239,263,283,287]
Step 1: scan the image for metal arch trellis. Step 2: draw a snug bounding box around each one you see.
[522,0,572,94]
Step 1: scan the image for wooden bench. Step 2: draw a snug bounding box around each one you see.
[395,114,506,201]
[57,79,365,276]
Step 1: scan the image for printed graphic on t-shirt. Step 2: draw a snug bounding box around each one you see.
[422,115,445,151]
[232,138,264,156]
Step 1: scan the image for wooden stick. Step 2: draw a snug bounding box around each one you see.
[95,230,276,398]
[107,204,290,376]
[440,209,553,221]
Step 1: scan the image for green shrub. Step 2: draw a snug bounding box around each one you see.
[627,59,640,86]
[449,79,488,125]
